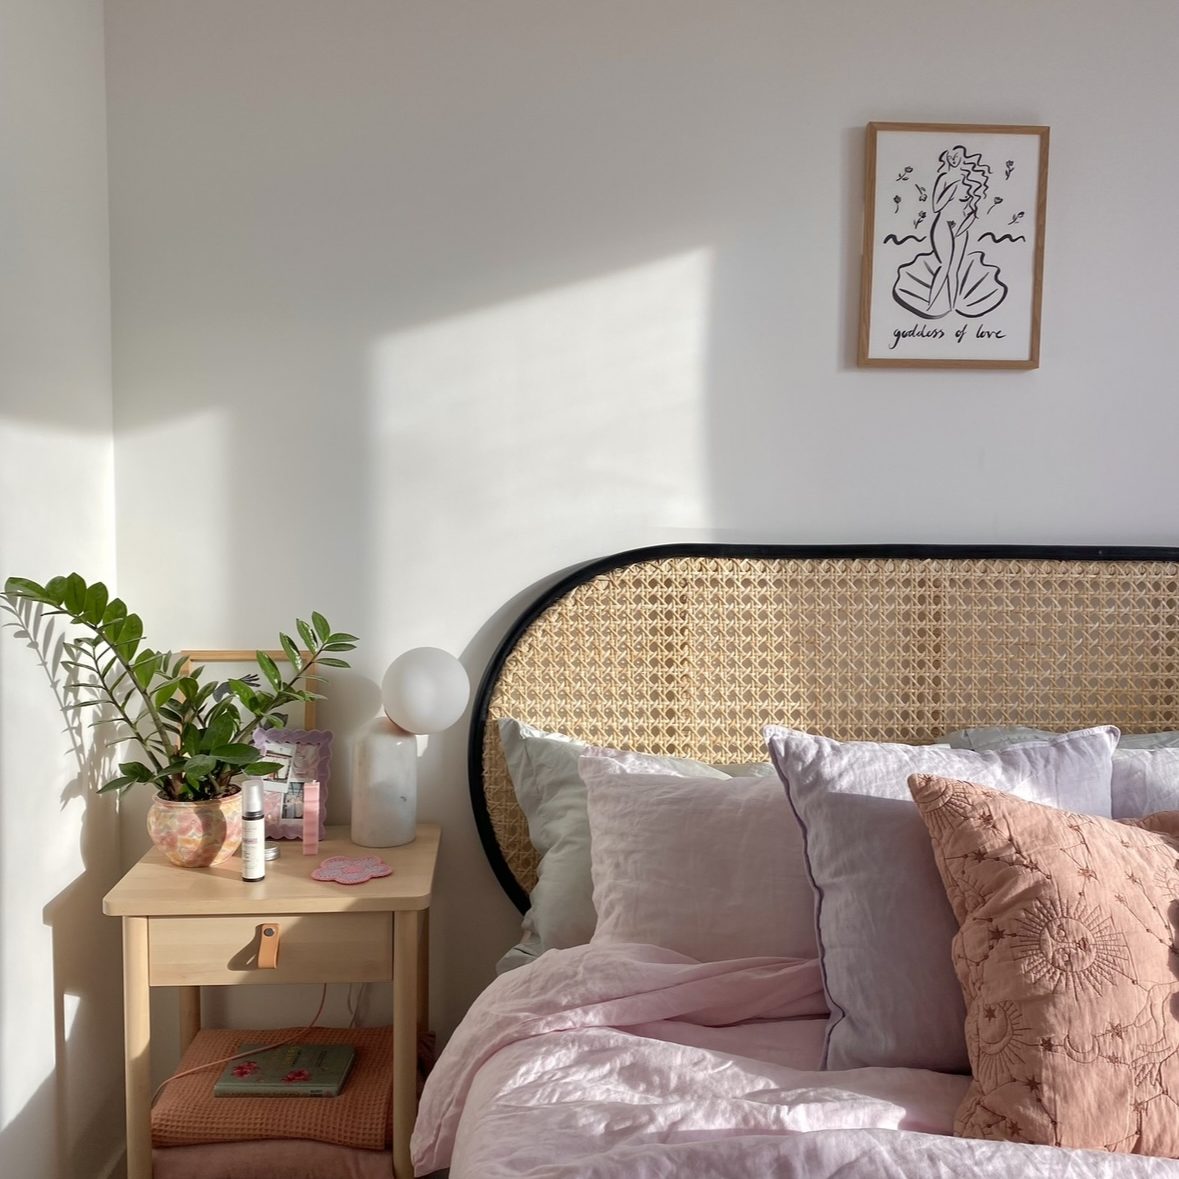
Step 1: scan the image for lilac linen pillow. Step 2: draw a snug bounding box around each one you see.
[764,725,1117,1074]
[580,750,818,963]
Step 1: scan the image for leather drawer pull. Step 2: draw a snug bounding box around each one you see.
[258,923,280,969]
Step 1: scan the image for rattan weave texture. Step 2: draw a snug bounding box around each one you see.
[479,555,1179,898]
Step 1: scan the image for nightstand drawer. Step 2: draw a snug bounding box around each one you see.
[148,913,393,986]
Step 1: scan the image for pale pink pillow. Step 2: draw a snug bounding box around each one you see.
[580,750,816,963]
[910,773,1179,1157]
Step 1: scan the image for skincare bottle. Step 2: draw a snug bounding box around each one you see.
[241,780,266,882]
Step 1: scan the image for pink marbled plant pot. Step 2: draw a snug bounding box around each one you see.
[147,787,243,867]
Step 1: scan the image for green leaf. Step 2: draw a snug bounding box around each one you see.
[317,657,350,668]
[211,743,261,765]
[4,576,53,604]
[98,775,136,794]
[256,650,282,691]
[101,597,127,628]
[250,760,282,777]
[311,612,331,642]
[113,613,143,659]
[326,632,358,644]
[201,712,236,753]
[132,650,159,690]
[45,576,69,605]
[181,723,200,755]
[82,582,109,625]
[279,632,303,672]
[182,754,217,780]
[118,761,154,783]
[323,642,355,652]
[63,573,87,615]
[296,619,317,652]
[226,678,261,713]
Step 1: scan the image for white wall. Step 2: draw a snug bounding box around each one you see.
[104,0,1179,1050]
[0,2,121,1176]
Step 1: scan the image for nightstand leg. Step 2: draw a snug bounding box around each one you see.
[123,916,152,1179]
[417,910,429,1035]
[179,986,201,1054]
[392,909,421,1179]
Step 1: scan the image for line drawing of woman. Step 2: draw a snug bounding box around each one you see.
[892,145,1008,320]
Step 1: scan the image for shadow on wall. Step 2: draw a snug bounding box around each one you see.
[0,602,124,1177]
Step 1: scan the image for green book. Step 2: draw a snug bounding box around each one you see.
[213,1042,357,1097]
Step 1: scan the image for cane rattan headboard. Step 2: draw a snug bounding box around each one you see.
[469,543,1179,911]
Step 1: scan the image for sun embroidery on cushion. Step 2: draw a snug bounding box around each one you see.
[1011,897,1132,995]
[971,999,1035,1091]
[913,776,977,836]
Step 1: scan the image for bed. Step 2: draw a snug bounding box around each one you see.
[412,544,1179,1178]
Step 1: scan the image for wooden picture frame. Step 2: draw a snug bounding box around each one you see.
[857,122,1049,369]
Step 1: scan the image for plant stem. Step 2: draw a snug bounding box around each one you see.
[86,645,168,774]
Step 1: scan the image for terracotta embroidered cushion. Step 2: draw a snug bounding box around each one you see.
[909,773,1179,1157]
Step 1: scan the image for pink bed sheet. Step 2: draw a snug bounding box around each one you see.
[413,943,1179,1178]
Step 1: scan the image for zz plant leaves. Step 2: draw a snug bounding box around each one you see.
[2,572,355,801]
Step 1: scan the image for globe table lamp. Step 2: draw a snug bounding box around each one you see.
[350,647,470,848]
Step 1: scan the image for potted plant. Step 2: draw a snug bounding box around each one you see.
[3,572,357,867]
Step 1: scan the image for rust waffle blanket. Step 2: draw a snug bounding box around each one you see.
[152,1026,393,1149]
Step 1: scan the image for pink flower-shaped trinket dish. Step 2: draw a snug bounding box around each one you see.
[311,855,393,885]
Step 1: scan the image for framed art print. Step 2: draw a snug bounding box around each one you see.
[858,122,1049,369]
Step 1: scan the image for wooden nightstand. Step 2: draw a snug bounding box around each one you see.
[103,824,440,1179]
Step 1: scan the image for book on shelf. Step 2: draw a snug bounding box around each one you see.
[213,1042,357,1097]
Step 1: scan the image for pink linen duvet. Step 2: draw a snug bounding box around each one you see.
[413,945,1179,1178]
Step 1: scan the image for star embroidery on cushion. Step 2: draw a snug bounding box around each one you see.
[982,1004,997,1020]
[1040,1036,1056,1052]
[1025,1077,1042,1095]
[1078,866,1098,881]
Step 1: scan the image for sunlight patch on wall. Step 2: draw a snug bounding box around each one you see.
[366,249,713,651]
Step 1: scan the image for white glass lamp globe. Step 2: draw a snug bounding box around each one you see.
[381,647,469,735]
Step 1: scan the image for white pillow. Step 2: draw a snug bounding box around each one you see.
[945,726,1179,818]
[498,720,758,967]
[580,749,818,963]
[764,725,1117,1073]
